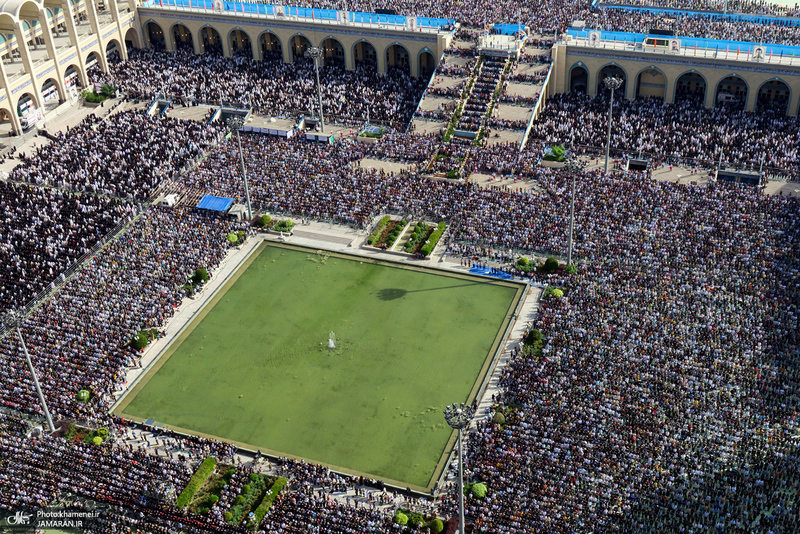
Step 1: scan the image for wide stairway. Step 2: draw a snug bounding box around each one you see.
[456,57,508,135]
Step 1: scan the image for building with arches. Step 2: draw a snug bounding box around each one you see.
[549,33,800,116]
[0,0,138,134]
[136,4,451,78]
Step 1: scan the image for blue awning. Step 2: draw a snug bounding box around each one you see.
[196,195,235,212]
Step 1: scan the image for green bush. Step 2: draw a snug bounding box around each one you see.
[544,286,564,299]
[76,389,90,403]
[368,216,391,245]
[236,495,245,505]
[393,511,408,525]
[429,518,444,533]
[81,90,106,103]
[257,214,272,228]
[175,457,217,509]
[223,512,233,522]
[492,411,506,424]
[446,170,458,179]
[471,482,488,499]
[100,83,116,98]
[408,512,424,527]
[250,477,287,529]
[92,436,103,446]
[525,329,543,345]
[129,332,148,350]
[210,495,219,504]
[97,427,109,438]
[565,263,577,274]
[193,268,209,284]
[516,257,530,270]
[242,484,251,494]
[543,257,559,272]
[419,222,446,256]
[272,220,295,233]
[250,473,259,482]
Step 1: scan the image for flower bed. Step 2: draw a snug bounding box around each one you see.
[368,218,408,249]
[226,473,273,526]
[188,463,236,515]
[404,221,434,254]
[176,457,217,509]
[420,222,446,256]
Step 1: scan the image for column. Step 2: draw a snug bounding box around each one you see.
[60,0,80,47]
[84,0,101,38]
[14,21,46,113]
[744,85,758,113]
[0,62,21,135]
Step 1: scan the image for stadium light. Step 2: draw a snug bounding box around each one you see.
[2,309,56,432]
[603,76,623,175]
[226,115,253,221]
[443,402,475,534]
[306,46,326,133]
[564,157,586,268]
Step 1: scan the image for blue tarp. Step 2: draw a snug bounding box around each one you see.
[597,4,800,27]
[196,195,235,212]
[493,23,525,35]
[469,266,514,280]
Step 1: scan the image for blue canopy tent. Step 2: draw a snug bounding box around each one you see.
[196,195,235,212]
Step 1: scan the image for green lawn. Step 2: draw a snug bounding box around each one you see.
[119,243,520,488]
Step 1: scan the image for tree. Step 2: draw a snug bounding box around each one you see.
[393,511,408,525]
[471,482,488,499]
[130,332,148,350]
[565,263,577,274]
[525,329,543,345]
[257,214,272,228]
[543,257,559,273]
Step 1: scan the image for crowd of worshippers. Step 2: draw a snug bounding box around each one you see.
[527,91,800,174]
[94,49,426,129]
[0,101,796,533]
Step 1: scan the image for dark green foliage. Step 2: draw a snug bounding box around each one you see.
[81,90,106,103]
[192,268,209,285]
[249,477,287,529]
[242,484,251,494]
[542,145,567,162]
[542,257,559,272]
[129,332,148,350]
[492,411,506,425]
[100,83,116,98]
[175,457,216,509]
[408,512,424,527]
[419,222,446,256]
[565,263,577,275]
[446,170,458,179]
[228,474,279,527]
[404,221,432,253]
[516,256,533,272]
[368,216,391,245]
[272,220,295,233]
[525,329,542,345]
[256,214,272,228]
[430,518,445,533]
[223,512,233,522]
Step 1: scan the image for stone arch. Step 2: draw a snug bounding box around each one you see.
[86,50,105,72]
[125,26,141,51]
[715,74,748,109]
[289,33,311,61]
[105,38,122,63]
[258,30,281,60]
[16,91,38,124]
[199,25,222,55]
[757,78,790,114]
[170,22,193,51]
[64,63,84,90]
[634,66,667,101]
[228,28,252,58]
[0,105,17,134]
[145,20,165,50]
[41,77,63,105]
[418,48,436,79]
[385,42,410,74]
[673,70,707,104]
[353,39,376,69]
[569,63,588,93]
[320,36,344,67]
[597,63,627,96]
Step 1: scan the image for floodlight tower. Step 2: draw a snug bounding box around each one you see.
[2,309,56,432]
[564,157,586,268]
[444,402,475,534]
[306,46,326,133]
[226,115,253,221]
[603,76,623,175]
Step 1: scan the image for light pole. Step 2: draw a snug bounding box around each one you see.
[564,157,586,268]
[603,76,623,175]
[226,116,253,221]
[443,402,475,534]
[2,310,56,432]
[306,46,325,133]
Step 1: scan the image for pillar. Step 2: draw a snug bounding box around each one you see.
[84,0,101,38]
[60,0,79,47]
[744,84,757,113]
[788,88,799,117]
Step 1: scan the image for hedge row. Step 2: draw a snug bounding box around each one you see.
[175,457,217,509]
[250,477,288,529]
[419,222,446,256]
[368,216,391,245]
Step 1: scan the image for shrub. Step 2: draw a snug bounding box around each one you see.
[92,436,102,446]
[81,90,105,103]
[236,495,245,505]
[419,222,446,256]
[492,411,506,425]
[430,518,444,533]
[250,473,259,482]
[100,83,116,98]
[551,288,564,298]
[76,389,90,403]
[210,495,219,504]
[272,220,295,233]
[393,511,408,525]
[525,329,542,345]
[97,427,109,438]
[251,477,287,529]
[516,257,530,270]
[257,214,272,228]
[408,512,424,527]
[543,257,559,272]
[193,268,209,284]
[129,332,148,350]
[223,512,233,522]
[446,170,458,179]
[565,263,577,274]
[471,482,488,499]
[242,484,251,494]
[175,457,217,509]
[368,216,391,245]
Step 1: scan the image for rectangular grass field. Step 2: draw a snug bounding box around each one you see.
[115,243,522,490]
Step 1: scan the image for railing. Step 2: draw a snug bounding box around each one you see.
[519,63,552,152]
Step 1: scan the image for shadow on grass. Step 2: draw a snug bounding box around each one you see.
[377,282,483,301]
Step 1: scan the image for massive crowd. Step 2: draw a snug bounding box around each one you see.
[0,1,799,533]
[97,49,426,129]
